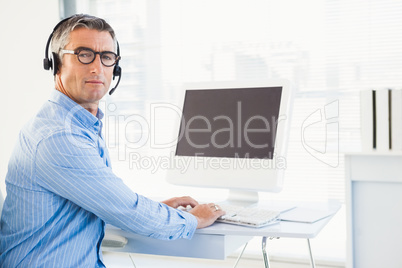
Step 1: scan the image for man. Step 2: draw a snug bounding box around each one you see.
[0,14,224,267]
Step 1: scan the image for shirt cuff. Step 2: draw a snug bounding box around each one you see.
[181,212,198,240]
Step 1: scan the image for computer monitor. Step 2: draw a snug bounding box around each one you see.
[166,80,293,205]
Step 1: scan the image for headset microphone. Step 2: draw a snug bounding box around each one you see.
[109,40,122,95]
[109,66,122,95]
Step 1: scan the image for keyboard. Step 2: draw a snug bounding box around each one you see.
[217,204,280,228]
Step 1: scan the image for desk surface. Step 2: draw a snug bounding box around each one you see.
[196,216,333,238]
[103,203,339,259]
[195,200,340,238]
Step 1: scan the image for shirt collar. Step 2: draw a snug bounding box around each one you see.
[49,90,104,134]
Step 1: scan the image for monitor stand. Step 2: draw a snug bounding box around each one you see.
[223,190,259,207]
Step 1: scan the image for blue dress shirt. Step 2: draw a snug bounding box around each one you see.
[0,90,197,267]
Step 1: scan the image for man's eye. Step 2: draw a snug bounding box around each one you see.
[102,55,112,61]
[79,51,93,58]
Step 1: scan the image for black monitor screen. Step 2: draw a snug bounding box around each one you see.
[175,87,282,159]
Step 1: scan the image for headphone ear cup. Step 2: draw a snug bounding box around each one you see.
[51,52,60,76]
[113,64,122,79]
[43,58,52,71]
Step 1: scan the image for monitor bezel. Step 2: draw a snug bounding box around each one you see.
[166,79,293,195]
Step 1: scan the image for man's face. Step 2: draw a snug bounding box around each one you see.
[59,28,115,106]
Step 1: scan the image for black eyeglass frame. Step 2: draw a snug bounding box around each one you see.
[61,47,120,67]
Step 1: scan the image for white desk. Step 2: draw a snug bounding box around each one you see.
[103,203,339,268]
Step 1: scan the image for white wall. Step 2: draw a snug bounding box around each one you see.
[0,0,60,196]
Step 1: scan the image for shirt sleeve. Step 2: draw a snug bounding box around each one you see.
[34,130,197,240]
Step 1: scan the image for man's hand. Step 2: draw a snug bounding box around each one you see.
[161,196,199,209]
[189,203,226,229]
[161,197,225,229]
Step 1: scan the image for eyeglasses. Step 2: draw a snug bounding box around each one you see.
[61,47,120,67]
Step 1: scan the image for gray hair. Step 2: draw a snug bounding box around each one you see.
[51,14,117,68]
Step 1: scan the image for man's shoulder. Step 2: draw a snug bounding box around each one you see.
[29,100,65,128]
[22,100,86,145]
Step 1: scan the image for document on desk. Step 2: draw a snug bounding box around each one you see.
[279,207,335,223]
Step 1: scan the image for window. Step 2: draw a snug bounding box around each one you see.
[69,0,402,262]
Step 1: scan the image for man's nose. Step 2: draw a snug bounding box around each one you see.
[90,54,103,73]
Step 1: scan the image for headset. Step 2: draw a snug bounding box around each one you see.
[43,15,122,95]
